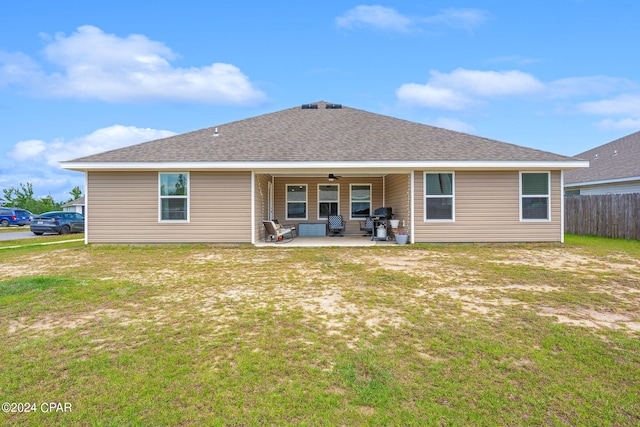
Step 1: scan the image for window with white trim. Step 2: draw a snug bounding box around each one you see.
[159,173,189,221]
[350,184,371,219]
[318,184,339,219]
[425,172,454,221]
[286,185,307,220]
[521,172,550,220]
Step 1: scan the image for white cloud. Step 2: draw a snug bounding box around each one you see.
[397,68,640,132]
[336,5,412,32]
[8,140,46,160]
[397,68,638,111]
[577,94,640,116]
[429,117,476,134]
[430,69,544,96]
[2,125,177,201]
[396,83,473,110]
[421,8,490,31]
[580,94,640,131]
[547,76,637,99]
[596,118,640,131]
[0,25,266,105]
[396,68,544,109]
[0,51,41,87]
[335,6,488,32]
[8,125,177,167]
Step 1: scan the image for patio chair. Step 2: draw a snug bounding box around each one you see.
[263,220,295,243]
[273,219,297,237]
[359,216,374,236]
[327,214,346,237]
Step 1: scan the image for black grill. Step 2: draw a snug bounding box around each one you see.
[373,207,393,219]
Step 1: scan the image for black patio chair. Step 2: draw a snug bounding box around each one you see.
[359,216,374,236]
[327,215,346,237]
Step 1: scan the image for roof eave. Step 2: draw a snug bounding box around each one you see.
[564,175,640,188]
[60,160,589,172]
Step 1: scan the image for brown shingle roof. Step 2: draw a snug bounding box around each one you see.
[68,101,576,164]
[565,130,640,184]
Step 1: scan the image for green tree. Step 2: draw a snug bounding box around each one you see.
[3,182,36,212]
[69,186,83,201]
[1,182,62,214]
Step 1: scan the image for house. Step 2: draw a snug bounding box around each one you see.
[62,196,85,215]
[565,130,640,195]
[60,101,587,244]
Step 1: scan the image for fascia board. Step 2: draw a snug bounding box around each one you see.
[564,175,640,188]
[60,160,590,172]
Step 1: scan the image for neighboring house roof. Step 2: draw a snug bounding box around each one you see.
[62,196,85,207]
[565,130,640,186]
[62,101,584,169]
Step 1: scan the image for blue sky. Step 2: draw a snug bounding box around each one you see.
[1,1,639,201]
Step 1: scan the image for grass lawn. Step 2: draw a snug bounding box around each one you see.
[0,226,31,233]
[1,235,639,426]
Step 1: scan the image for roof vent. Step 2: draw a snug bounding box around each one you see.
[213,127,219,138]
[326,103,342,109]
[301,103,318,109]
[613,150,618,156]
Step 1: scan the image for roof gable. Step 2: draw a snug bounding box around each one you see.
[65,101,578,165]
[565,130,640,184]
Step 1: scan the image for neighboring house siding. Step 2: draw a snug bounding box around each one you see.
[413,170,563,242]
[273,176,383,234]
[569,180,640,195]
[87,171,252,243]
[62,205,84,214]
[384,174,411,231]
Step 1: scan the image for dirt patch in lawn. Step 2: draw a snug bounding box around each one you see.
[488,248,640,278]
[349,251,484,285]
[8,308,128,335]
[361,248,640,333]
[538,306,640,331]
[3,245,639,339]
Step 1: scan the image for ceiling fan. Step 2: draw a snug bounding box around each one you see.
[327,174,340,181]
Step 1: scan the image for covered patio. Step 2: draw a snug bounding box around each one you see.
[253,171,413,244]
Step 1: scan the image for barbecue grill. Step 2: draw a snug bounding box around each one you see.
[372,207,393,219]
[371,207,393,241]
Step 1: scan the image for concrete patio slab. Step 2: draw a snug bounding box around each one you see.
[255,235,399,247]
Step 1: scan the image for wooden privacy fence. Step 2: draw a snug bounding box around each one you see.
[564,193,640,239]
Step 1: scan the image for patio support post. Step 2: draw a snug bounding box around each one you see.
[560,170,565,243]
[251,171,255,245]
[410,170,415,244]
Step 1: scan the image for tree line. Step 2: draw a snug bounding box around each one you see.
[1,182,82,214]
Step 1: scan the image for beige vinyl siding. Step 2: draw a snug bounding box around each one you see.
[87,171,252,243]
[273,177,383,235]
[384,174,411,231]
[413,170,563,242]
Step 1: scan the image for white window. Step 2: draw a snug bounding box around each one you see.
[286,184,307,220]
[521,172,550,221]
[159,173,189,222]
[350,184,371,219]
[425,172,454,221]
[318,184,339,219]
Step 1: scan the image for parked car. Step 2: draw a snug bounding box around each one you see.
[0,207,33,227]
[30,211,85,235]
